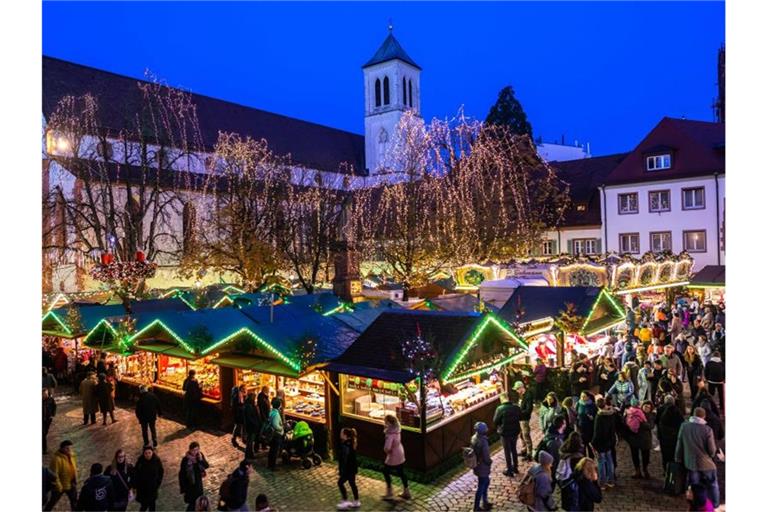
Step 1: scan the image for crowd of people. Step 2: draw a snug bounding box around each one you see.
[473,297,725,512]
[42,296,725,512]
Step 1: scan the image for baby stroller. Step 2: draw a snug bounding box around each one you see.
[281,420,322,469]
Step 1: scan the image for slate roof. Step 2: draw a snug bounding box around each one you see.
[551,153,628,227]
[429,294,500,313]
[283,293,345,315]
[327,310,482,382]
[331,299,403,333]
[43,56,366,174]
[603,118,725,186]
[363,33,421,70]
[689,265,726,286]
[498,286,603,324]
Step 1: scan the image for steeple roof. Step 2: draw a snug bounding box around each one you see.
[363,32,421,70]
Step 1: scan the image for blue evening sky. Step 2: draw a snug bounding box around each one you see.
[43,1,724,156]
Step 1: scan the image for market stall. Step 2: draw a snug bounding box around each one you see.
[687,265,725,303]
[498,286,625,366]
[323,309,527,473]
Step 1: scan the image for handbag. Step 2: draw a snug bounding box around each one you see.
[114,468,135,502]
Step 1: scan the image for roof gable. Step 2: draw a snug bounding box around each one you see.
[363,33,421,70]
[603,117,724,186]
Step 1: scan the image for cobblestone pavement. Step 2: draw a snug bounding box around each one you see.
[44,391,723,511]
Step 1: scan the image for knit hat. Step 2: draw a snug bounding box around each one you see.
[474,421,488,434]
[538,451,554,465]
[513,381,525,391]
[630,397,639,407]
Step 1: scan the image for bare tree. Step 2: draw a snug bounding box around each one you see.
[179,134,288,291]
[43,78,205,298]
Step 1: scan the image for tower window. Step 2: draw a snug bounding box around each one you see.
[409,80,413,107]
[383,76,390,105]
[375,79,381,107]
[403,77,407,105]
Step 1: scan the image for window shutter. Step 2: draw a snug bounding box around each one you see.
[596,239,602,254]
[567,239,573,255]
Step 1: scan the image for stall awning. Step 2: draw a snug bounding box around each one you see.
[321,362,415,384]
[136,342,196,360]
[689,265,725,288]
[84,340,129,355]
[211,354,299,378]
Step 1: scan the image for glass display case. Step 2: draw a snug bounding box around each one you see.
[157,355,221,401]
[278,372,326,424]
[118,352,156,385]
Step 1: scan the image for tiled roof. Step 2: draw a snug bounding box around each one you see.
[363,33,421,70]
[43,56,366,174]
[603,117,724,186]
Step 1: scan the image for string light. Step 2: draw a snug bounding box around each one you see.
[41,310,72,336]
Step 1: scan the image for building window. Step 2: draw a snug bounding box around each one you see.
[650,231,672,252]
[402,77,407,104]
[648,190,671,213]
[383,76,390,105]
[619,233,640,254]
[618,193,639,214]
[572,238,599,255]
[375,79,381,107]
[575,203,587,212]
[646,154,672,171]
[409,80,413,107]
[541,240,556,256]
[682,187,706,210]
[683,230,707,252]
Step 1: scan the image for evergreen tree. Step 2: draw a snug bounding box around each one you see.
[485,86,533,137]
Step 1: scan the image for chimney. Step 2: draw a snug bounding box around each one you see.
[331,241,363,303]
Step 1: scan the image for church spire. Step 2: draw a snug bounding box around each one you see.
[362,24,421,70]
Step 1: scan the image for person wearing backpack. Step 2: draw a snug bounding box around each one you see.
[591,397,617,488]
[230,384,246,448]
[265,398,284,470]
[493,391,521,476]
[535,415,566,492]
[470,422,493,512]
[524,451,556,511]
[557,432,584,511]
[219,460,252,511]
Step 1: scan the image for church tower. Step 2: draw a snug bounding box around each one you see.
[363,25,421,175]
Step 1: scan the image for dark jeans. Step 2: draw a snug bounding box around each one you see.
[43,418,52,452]
[338,474,359,500]
[102,410,115,424]
[141,420,158,446]
[268,435,283,468]
[534,381,547,401]
[383,463,409,489]
[630,447,650,470]
[474,476,491,509]
[245,430,258,458]
[688,469,720,508]
[138,500,157,511]
[709,383,724,411]
[83,412,96,424]
[232,422,244,441]
[44,487,77,511]
[502,434,519,472]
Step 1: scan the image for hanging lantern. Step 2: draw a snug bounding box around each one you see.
[136,250,146,262]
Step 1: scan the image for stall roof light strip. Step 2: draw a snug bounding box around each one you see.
[687,284,725,289]
[583,318,627,338]
[614,281,690,295]
[41,310,72,335]
[129,319,197,354]
[223,285,247,295]
[213,296,233,309]
[46,293,70,312]
[322,303,353,316]
[444,349,528,384]
[580,289,625,333]
[200,328,301,371]
[177,294,198,311]
[442,314,527,381]
[83,319,118,344]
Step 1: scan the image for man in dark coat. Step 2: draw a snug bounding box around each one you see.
[257,386,271,450]
[182,370,203,430]
[43,389,56,454]
[95,373,116,425]
[704,351,725,411]
[514,381,535,461]
[243,392,261,458]
[134,445,164,512]
[675,407,720,509]
[76,463,114,511]
[178,441,210,511]
[657,395,684,471]
[493,391,521,476]
[222,460,252,511]
[136,385,162,447]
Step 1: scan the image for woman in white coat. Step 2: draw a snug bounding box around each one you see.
[381,414,411,501]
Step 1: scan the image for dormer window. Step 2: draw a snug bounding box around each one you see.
[647,154,672,171]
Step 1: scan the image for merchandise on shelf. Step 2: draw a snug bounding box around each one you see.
[237,369,274,395]
[157,355,221,401]
[118,352,155,385]
[279,372,327,423]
